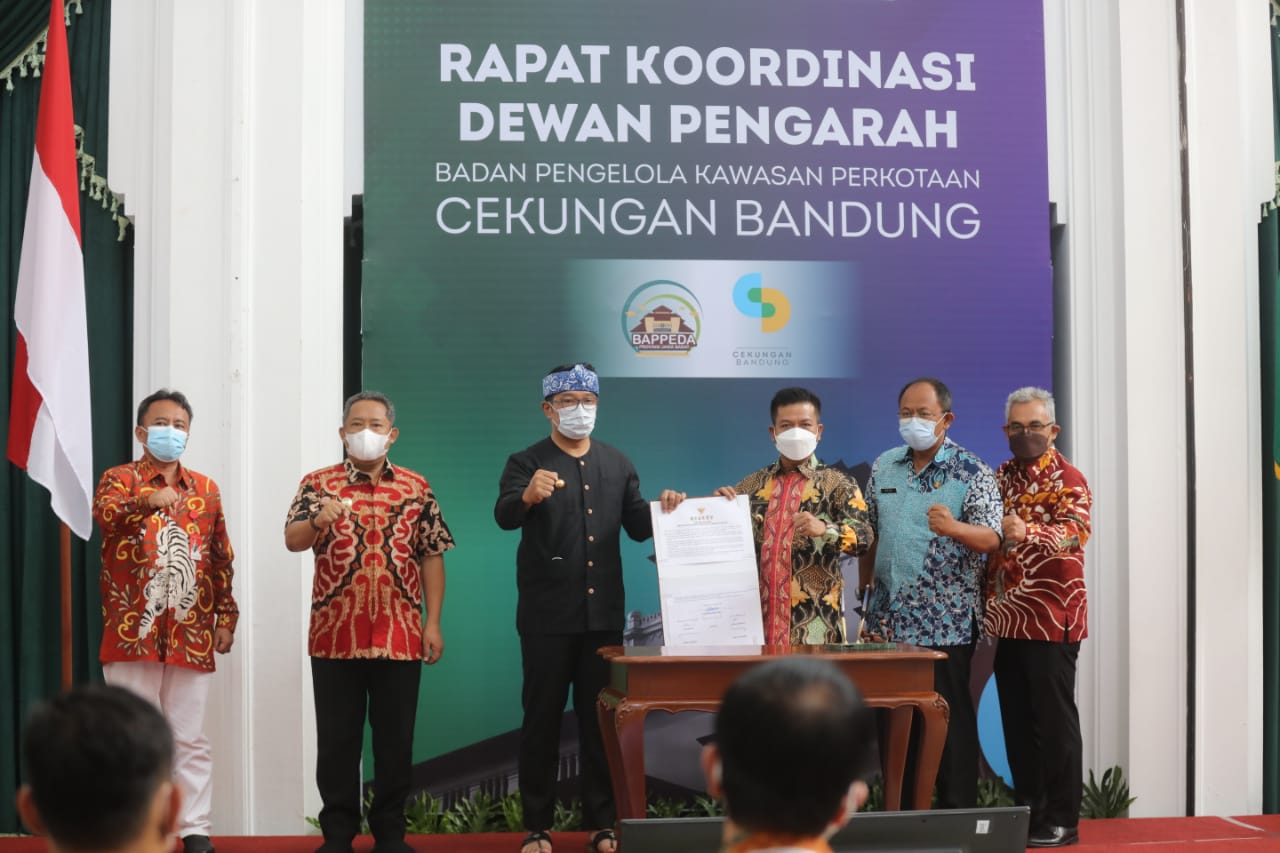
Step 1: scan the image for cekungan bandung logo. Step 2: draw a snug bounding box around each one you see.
[621,280,701,356]
[732,272,791,333]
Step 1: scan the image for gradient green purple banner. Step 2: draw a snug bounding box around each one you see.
[364,0,1049,783]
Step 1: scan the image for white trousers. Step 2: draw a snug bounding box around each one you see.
[102,661,213,837]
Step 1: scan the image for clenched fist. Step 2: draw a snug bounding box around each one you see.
[312,497,349,532]
[522,469,561,506]
[926,504,958,537]
[147,487,181,511]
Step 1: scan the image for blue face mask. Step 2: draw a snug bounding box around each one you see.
[146,425,188,462]
[898,417,940,452]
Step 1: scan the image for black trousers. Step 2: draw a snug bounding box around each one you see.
[311,657,422,843]
[993,638,1083,830]
[518,630,621,832]
[894,640,979,809]
[927,639,979,809]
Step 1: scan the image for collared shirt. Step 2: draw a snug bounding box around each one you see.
[724,836,833,853]
[733,457,874,645]
[286,458,455,660]
[94,457,239,672]
[495,437,652,635]
[985,448,1091,643]
[864,438,1001,646]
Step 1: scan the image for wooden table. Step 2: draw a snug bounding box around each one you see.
[596,644,949,819]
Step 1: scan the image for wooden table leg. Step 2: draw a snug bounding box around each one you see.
[881,704,913,810]
[613,701,650,820]
[597,691,631,821]
[911,693,950,810]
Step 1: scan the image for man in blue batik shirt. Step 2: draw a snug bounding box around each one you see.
[859,377,1002,810]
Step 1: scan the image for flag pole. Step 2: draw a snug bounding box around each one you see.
[60,521,72,689]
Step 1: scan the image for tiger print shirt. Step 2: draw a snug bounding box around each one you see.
[94,456,239,672]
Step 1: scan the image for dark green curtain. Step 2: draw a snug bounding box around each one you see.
[0,0,132,832]
[1261,4,1280,817]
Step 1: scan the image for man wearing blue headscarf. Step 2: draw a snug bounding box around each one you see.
[495,363,684,853]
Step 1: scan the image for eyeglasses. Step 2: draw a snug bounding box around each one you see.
[1006,421,1055,435]
[550,397,598,410]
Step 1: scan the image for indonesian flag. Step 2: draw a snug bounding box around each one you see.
[6,0,93,540]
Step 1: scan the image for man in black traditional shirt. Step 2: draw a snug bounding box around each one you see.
[495,363,684,853]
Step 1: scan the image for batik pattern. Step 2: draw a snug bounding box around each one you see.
[984,449,1091,642]
[864,440,1001,646]
[287,459,454,659]
[94,458,238,672]
[734,456,873,645]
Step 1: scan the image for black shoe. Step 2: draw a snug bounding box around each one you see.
[182,836,215,853]
[314,842,355,853]
[1027,825,1079,847]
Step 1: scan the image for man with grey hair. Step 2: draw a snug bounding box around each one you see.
[985,386,1092,848]
[285,390,455,853]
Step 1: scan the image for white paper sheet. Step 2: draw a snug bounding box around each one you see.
[650,495,764,646]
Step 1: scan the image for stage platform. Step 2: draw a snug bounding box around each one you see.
[3,816,1280,851]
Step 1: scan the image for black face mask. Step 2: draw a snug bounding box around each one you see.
[1009,432,1050,461]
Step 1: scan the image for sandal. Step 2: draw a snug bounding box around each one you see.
[586,829,617,853]
[521,830,553,853]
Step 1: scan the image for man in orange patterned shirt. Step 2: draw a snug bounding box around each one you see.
[93,389,238,853]
[711,387,874,645]
[985,387,1092,849]
[285,390,454,853]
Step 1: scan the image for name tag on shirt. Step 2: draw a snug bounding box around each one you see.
[880,488,897,493]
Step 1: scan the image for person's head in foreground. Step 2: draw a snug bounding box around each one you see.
[703,657,876,845]
[17,684,179,853]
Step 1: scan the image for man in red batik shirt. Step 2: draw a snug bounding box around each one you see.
[285,390,454,853]
[94,389,238,853]
[985,386,1092,849]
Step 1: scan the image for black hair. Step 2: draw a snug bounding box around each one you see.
[897,377,953,413]
[769,387,822,422]
[715,657,875,836]
[135,389,193,425]
[21,684,174,849]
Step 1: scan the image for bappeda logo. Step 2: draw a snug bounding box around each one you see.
[621,279,701,356]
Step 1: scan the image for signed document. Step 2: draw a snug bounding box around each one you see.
[650,495,763,646]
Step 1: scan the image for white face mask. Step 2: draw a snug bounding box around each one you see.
[898,417,940,452]
[556,403,597,440]
[345,428,389,462]
[774,426,818,461]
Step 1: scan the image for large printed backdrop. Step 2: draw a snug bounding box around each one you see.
[364,0,1050,770]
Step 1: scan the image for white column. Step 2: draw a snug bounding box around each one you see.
[1114,0,1192,817]
[1183,0,1270,816]
[108,0,345,833]
[1048,0,1270,816]
[1043,0,1139,800]
[1046,0,1191,816]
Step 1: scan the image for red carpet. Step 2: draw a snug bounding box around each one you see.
[3,819,1279,851]
[0,833,589,853]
